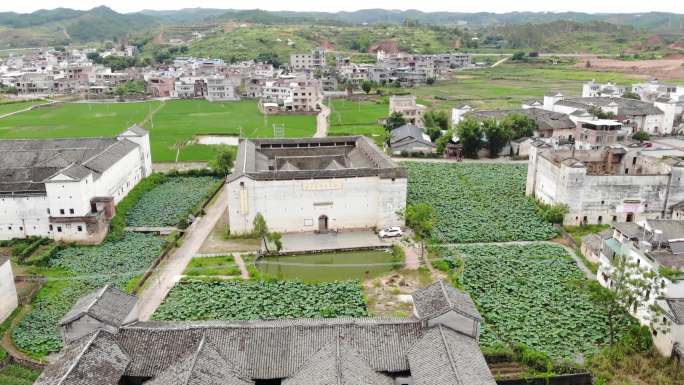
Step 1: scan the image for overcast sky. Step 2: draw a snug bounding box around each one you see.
[1,1,683,14]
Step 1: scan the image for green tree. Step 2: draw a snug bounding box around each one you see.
[588,106,616,120]
[483,119,512,158]
[361,80,373,95]
[457,118,484,158]
[402,203,436,258]
[424,110,450,131]
[512,51,526,61]
[632,131,651,142]
[622,91,641,100]
[502,113,536,139]
[209,146,235,175]
[384,111,407,132]
[588,254,669,346]
[426,77,436,85]
[268,232,283,253]
[253,213,271,253]
[436,130,454,154]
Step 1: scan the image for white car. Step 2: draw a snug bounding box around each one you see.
[379,227,403,238]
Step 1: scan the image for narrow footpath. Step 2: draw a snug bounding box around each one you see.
[126,186,229,322]
[314,103,330,138]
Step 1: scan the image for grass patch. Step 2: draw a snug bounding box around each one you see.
[0,363,41,385]
[564,224,611,245]
[0,99,46,116]
[183,256,242,277]
[328,98,387,141]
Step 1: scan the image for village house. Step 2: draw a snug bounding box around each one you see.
[389,123,437,155]
[259,78,321,113]
[227,137,407,235]
[0,254,18,323]
[542,92,668,135]
[582,80,626,98]
[0,125,152,243]
[35,280,497,385]
[289,47,327,71]
[597,220,684,357]
[632,79,683,102]
[389,95,426,127]
[526,143,684,226]
[205,75,239,101]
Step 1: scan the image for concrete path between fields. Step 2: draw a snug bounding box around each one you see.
[127,185,229,322]
[314,103,330,138]
[0,100,57,119]
[441,240,596,280]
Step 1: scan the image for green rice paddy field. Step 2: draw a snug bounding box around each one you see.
[0,99,316,162]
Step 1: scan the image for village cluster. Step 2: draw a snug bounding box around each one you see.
[1,37,684,385]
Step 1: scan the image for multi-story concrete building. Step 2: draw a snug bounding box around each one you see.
[260,79,320,113]
[289,47,326,71]
[0,125,152,243]
[205,75,239,101]
[227,137,407,235]
[526,143,684,226]
[389,95,426,127]
[582,80,625,98]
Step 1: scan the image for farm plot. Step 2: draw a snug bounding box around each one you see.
[125,176,221,227]
[405,162,557,242]
[443,243,630,359]
[152,280,367,321]
[328,99,387,142]
[12,233,165,357]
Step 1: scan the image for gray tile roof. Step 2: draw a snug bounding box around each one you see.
[0,134,140,195]
[407,326,496,385]
[229,136,407,182]
[120,124,148,136]
[666,299,684,324]
[557,97,663,117]
[282,340,393,385]
[34,331,130,385]
[145,336,253,385]
[390,124,435,149]
[411,280,482,321]
[59,284,136,327]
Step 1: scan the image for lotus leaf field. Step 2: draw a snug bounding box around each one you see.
[12,233,165,357]
[126,176,221,227]
[444,243,630,359]
[404,162,557,242]
[152,280,367,321]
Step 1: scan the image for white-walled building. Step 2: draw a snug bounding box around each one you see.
[227,137,407,234]
[582,81,625,98]
[597,220,684,357]
[526,143,684,226]
[289,48,326,71]
[0,125,152,243]
[389,95,426,127]
[0,255,18,323]
[205,75,239,101]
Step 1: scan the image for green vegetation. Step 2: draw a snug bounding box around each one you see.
[564,225,611,245]
[126,176,220,227]
[144,99,316,161]
[0,99,316,162]
[0,100,46,116]
[255,249,401,282]
[405,162,557,242]
[184,256,242,277]
[441,243,632,359]
[152,280,367,320]
[328,99,387,141]
[0,363,41,385]
[12,233,165,357]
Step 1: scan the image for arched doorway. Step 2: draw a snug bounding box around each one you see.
[318,215,329,233]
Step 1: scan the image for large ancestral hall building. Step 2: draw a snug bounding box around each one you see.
[227,136,407,234]
[0,125,152,242]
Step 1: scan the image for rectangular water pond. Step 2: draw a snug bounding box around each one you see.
[255,249,400,282]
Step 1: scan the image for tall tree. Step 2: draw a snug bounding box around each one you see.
[457,118,484,158]
[253,213,270,253]
[482,118,512,158]
[588,254,669,346]
[209,146,235,175]
[502,113,536,139]
[384,111,407,132]
[402,203,435,258]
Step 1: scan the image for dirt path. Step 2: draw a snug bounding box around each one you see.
[0,304,43,365]
[139,100,167,127]
[490,56,510,68]
[315,103,330,138]
[233,254,250,279]
[0,100,57,119]
[126,185,229,322]
[401,243,420,270]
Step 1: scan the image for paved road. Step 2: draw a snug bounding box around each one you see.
[442,240,596,280]
[315,103,330,138]
[126,185,229,322]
